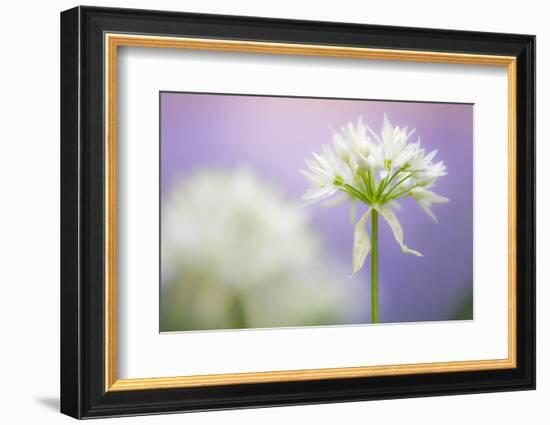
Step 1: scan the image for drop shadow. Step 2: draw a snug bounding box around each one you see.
[35,396,59,411]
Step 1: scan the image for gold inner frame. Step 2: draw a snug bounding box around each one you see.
[104,33,517,392]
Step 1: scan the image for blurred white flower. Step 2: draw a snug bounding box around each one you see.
[161,169,365,331]
[301,114,449,275]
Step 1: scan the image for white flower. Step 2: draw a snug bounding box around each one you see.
[301,114,449,275]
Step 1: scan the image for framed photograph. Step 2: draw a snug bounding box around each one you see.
[60,6,535,419]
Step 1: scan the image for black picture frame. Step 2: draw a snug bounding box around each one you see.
[61,5,535,419]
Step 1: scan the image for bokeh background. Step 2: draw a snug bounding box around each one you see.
[160,91,473,332]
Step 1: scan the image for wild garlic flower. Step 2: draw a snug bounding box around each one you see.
[301,114,449,275]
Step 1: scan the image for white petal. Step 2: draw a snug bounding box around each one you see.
[322,193,348,207]
[356,115,365,132]
[302,186,337,204]
[418,200,438,222]
[300,169,323,185]
[377,205,422,257]
[352,209,372,276]
[394,143,418,168]
[366,124,383,146]
[386,200,402,211]
[366,154,380,170]
[381,113,393,141]
[411,187,449,204]
[405,127,416,141]
[333,135,350,161]
[426,191,449,204]
[424,149,438,163]
[410,188,448,222]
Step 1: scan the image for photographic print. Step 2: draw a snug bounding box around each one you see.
[160,92,473,332]
[61,9,535,417]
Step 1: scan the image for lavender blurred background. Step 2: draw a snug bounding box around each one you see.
[160,91,473,330]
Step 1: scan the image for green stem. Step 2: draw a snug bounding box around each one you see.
[385,183,420,202]
[382,174,412,201]
[371,209,379,324]
[342,184,369,204]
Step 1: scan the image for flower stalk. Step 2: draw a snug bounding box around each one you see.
[371,209,379,323]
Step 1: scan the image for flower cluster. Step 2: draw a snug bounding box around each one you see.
[301,114,449,275]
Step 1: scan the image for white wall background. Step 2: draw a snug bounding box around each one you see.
[0,0,544,423]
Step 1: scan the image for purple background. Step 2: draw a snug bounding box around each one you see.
[160,92,473,324]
